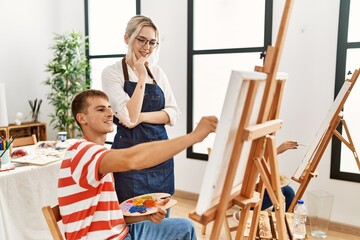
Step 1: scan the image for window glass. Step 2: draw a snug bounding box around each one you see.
[89,57,121,143]
[89,58,120,90]
[340,49,360,174]
[347,0,360,42]
[192,53,263,154]
[88,0,135,55]
[331,0,360,182]
[189,0,270,159]
[194,0,265,50]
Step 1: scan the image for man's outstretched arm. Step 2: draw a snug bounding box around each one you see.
[99,116,218,175]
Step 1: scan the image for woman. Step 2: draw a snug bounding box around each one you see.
[102,15,180,204]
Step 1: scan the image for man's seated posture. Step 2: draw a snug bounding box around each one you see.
[233,141,298,222]
[58,89,218,239]
[261,141,297,211]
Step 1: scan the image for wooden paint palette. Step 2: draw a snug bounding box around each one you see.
[120,192,177,216]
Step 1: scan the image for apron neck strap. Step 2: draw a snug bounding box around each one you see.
[122,57,130,81]
[146,66,157,85]
[122,56,157,85]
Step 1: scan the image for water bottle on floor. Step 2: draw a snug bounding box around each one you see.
[293,199,307,239]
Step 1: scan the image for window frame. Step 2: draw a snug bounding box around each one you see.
[83,0,141,144]
[186,0,274,160]
[330,0,360,183]
[84,0,141,61]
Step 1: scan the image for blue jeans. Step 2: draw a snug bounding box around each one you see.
[262,185,295,211]
[124,218,197,240]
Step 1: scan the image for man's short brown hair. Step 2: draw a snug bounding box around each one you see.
[71,89,109,129]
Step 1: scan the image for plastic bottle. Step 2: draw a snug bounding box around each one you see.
[293,199,307,239]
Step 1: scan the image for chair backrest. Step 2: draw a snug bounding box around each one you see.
[12,134,37,147]
[42,205,64,240]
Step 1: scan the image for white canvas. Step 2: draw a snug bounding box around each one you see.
[0,83,9,127]
[292,80,352,180]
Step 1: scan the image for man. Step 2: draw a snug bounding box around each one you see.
[57,89,217,239]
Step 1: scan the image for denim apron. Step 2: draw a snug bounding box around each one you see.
[112,58,174,203]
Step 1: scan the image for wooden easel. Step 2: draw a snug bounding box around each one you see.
[288,68,360,212]
[189,1,294,239]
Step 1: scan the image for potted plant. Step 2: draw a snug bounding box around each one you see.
[44,31,90,138]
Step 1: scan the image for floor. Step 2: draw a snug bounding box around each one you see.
[171,196,360,240]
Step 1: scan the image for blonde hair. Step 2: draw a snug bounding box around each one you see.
[125,15,160,63]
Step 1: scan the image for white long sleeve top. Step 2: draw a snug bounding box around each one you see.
[101,59,180,127]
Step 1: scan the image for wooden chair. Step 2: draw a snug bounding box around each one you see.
[42,205,64,240]
[12,134,37,147]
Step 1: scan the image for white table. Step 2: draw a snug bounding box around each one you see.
[0,160,61,239]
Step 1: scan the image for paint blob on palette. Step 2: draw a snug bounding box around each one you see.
[120,192,177,216]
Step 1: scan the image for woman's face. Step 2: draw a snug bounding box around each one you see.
[131,26,157,60]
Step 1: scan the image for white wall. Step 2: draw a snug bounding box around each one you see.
[1,0,358,227]
[0,0,84,140]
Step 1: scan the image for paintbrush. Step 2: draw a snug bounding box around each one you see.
[33,98,37,113]
[0,136,16,158]
[34,99,42,120]
[298,143,310,147]
[29,100,34,112]
[36,99,42,113]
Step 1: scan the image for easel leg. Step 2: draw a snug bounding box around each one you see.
[201,224,207,235]
[223,213,232,240]
[249,204,261,240]
[267,136,287,239]
[335,118,360,171]
[273,203,286,239]
[235,205,251,240]
[289,175,311,212]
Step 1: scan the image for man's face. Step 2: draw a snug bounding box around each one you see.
[81,97,114,134]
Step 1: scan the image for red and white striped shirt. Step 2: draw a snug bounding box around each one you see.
[58,140,129,239]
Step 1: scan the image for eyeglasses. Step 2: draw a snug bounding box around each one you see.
[135,37,159,48]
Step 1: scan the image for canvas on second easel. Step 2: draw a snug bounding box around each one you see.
[292,80,352,180]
